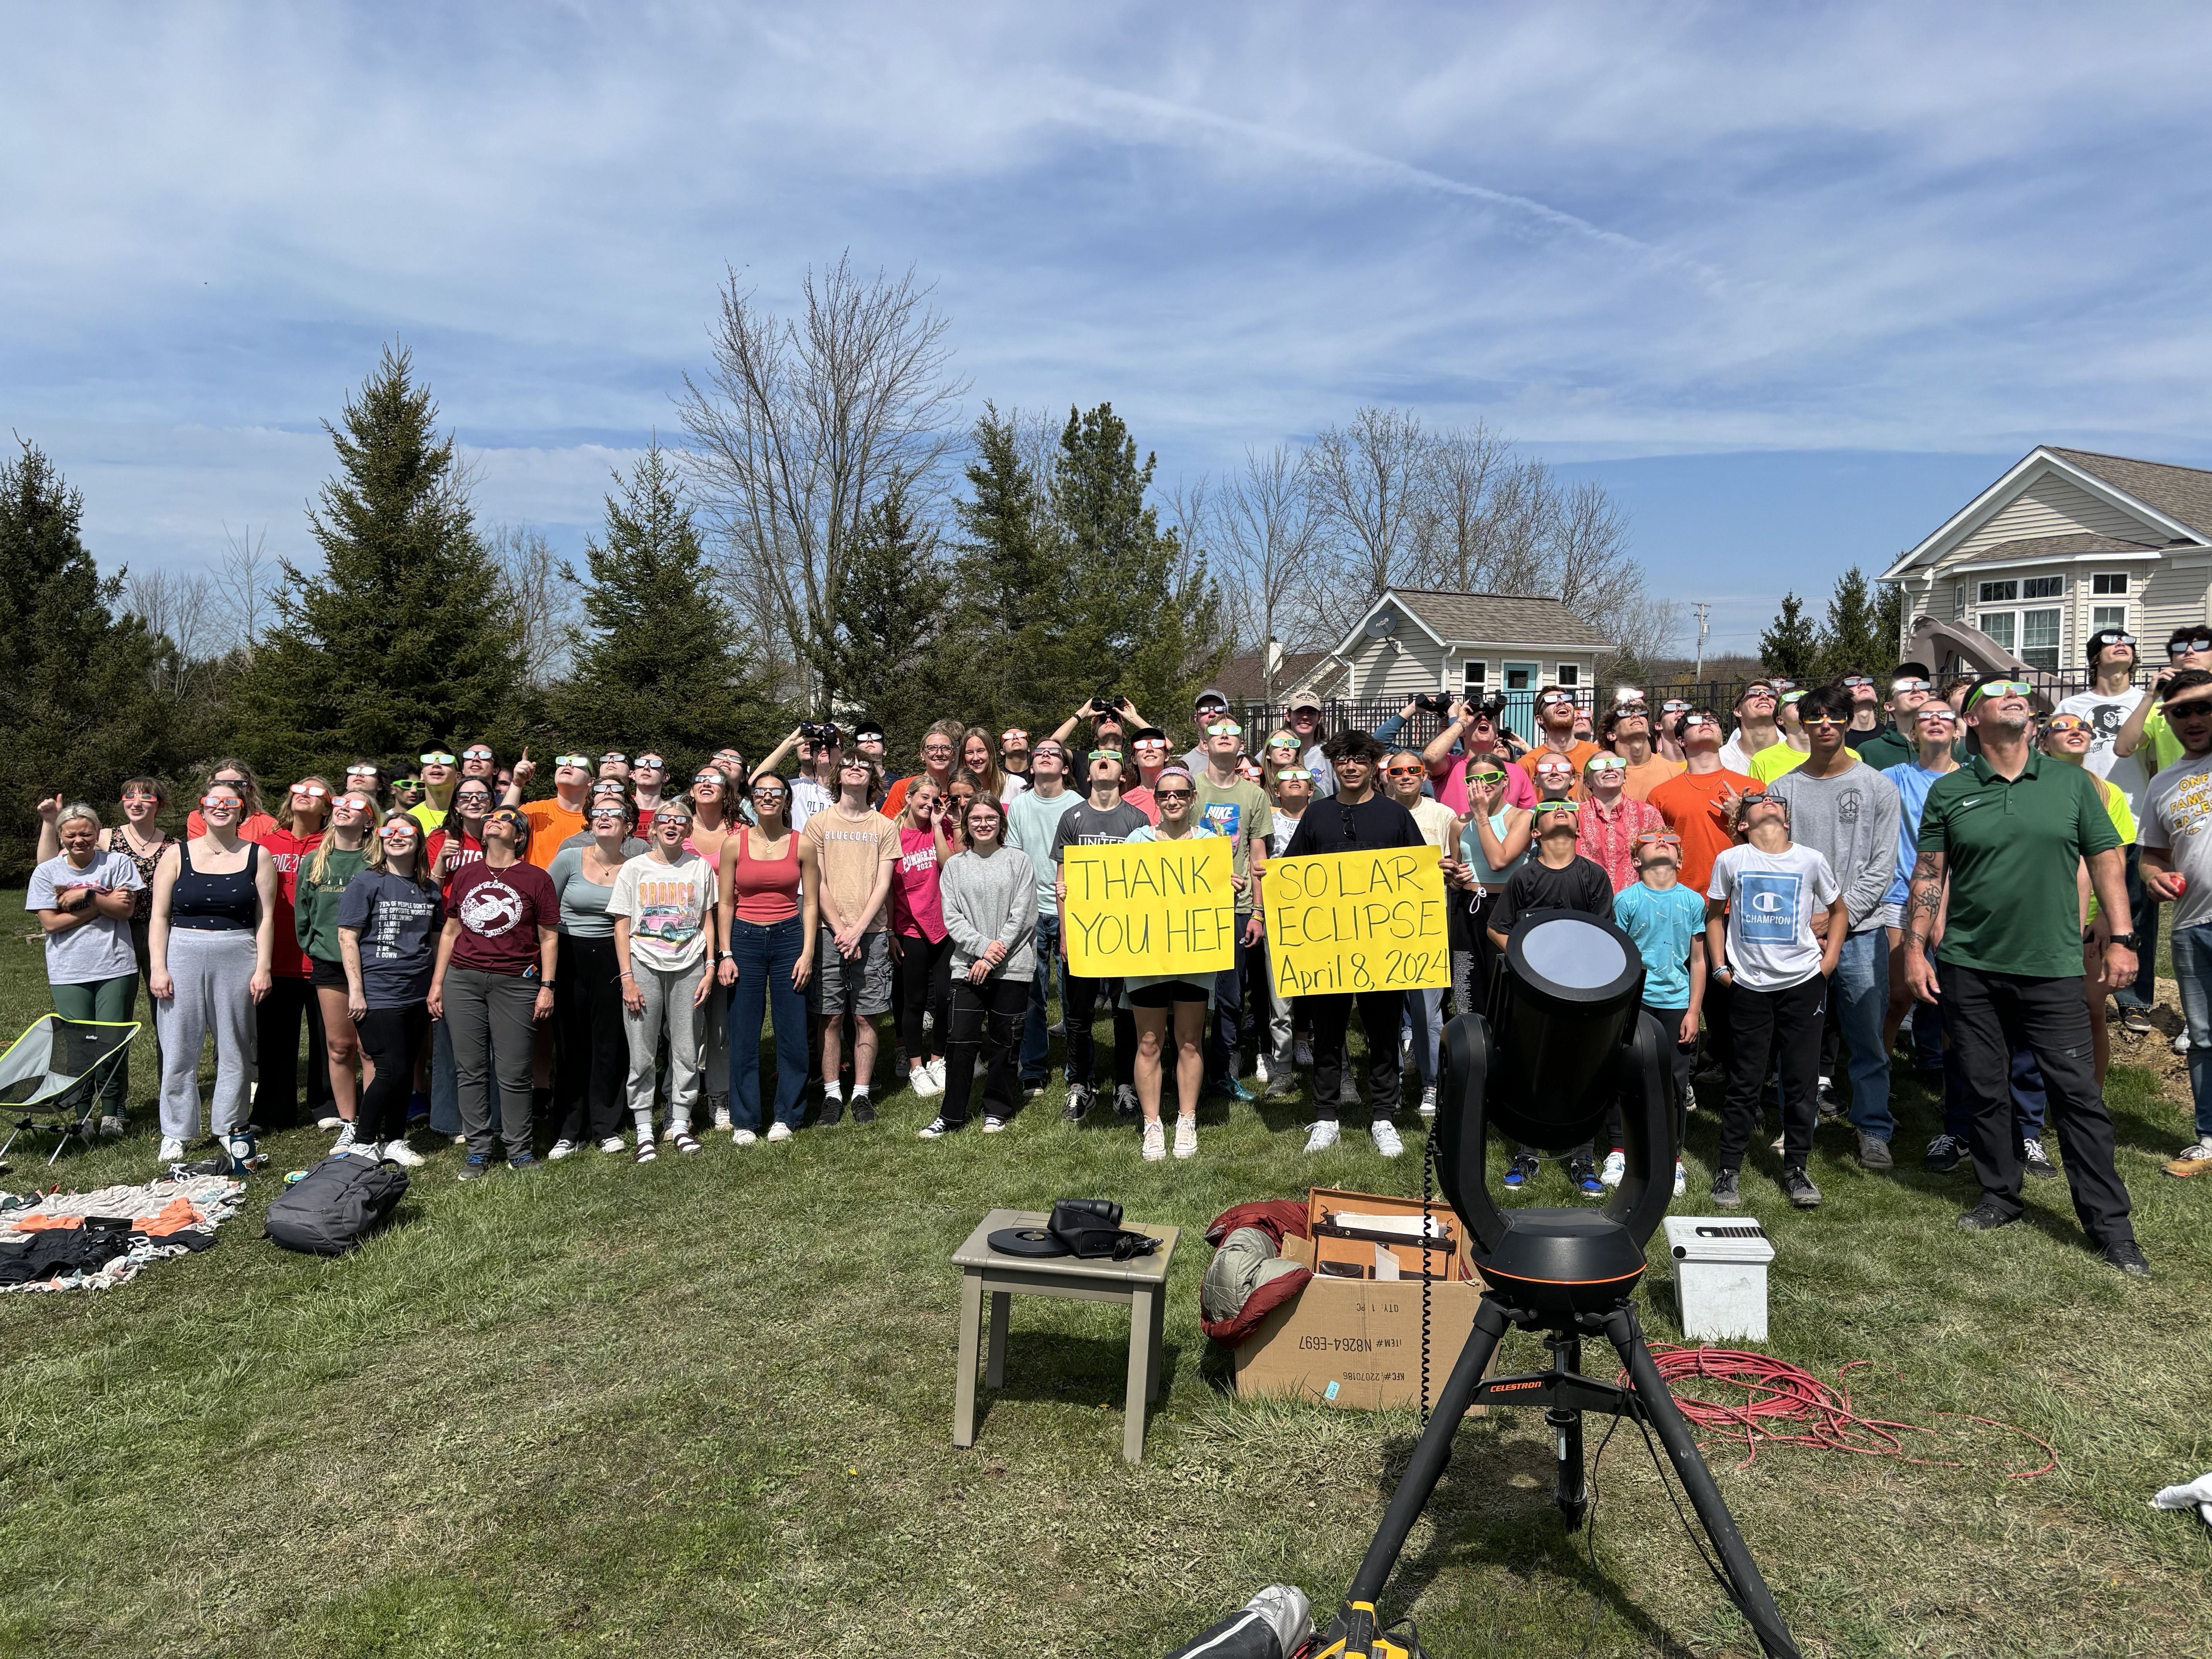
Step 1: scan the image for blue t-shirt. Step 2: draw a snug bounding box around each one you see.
[1881,762,1949,908]
[336,870,445,1008]
[1612,880,1707,1010]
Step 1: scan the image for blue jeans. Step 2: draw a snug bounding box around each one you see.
[1022,914,1063,1086]
[1206,929,1248,1082]
[2170,922,2212,1140]
[1400,986,1443,1087]
[728,916,809,1132]
[1832,929,1893,1141]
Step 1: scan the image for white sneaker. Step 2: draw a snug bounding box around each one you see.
[733,1128,758,1146]
[547,1139,578,1161]
[909,1064,942,1099]
[598,1135,627,1154]
[1673,1160,1686,1197]
[2177,1139,2212,1162]
[452,1133,467,1146]
[1601,1149,1626,1188]
[1304,1119,1341,1154]
[766,1122,793,1142]
[381,1140,426,1168]
[927,1055,948,1091]
[158,1135,185,1161]
[1682,1083,1697,1112]
[316,1115,343,1131]
[711,1099,732,1132]
[1141,1120,1167,1161]
[1173,1117,1198,1159]
[1419,1084,1437,1118]
[982,1115,1007,1133]
[331,1120,358,1152]
[2177,1032,2191,1055]
[1370,1119,1404,1158]
[1254,1053,1270,1084]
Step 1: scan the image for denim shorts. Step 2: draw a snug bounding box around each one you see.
[818,927,893,1017]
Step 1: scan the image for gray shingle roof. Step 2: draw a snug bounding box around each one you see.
[2047,448,2212,541]
[1216,649,1337,700]
[1389,588,1613,650]
[1958,531,2161,566]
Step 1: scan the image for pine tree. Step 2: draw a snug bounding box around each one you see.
[0,440,179,875]
[812,468,953,753]
[552,442,772,764]
[1759,592,1820,681]
[946,405,1064,726]
[1815,565,1893,680]
[235,344,525,776]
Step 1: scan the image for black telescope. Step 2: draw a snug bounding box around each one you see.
[1315,908,1802,1659]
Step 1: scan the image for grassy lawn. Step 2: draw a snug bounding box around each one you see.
[2,893,2209,1658]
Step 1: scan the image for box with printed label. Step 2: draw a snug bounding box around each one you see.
[1232,1188,1488,1412]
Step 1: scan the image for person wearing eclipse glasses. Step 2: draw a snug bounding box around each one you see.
[252,775,338,1132]
[607,797,720,1159]
[2064,625,2158,1036]
[183,757,276,842]
[1516,685,1601,791]
[409,749,461,834]
[26,800,146,1140]
[335,814,444,1168]
[2135,668,2212,1182]
[510,749,592,870]
[1852,664,1949,773]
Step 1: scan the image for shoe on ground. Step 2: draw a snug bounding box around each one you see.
[674,1131,703,1154]
[733,1128,758,1147]
[1206,1073,1255,1103]
[1061,1083,1094,1123]
[1113,1084,1141,1119]
[634,1138,658,1163]
[918,1116,951,1139]
[982,1115,1007,1133]
[927,1055,947,1092]
[1024,1082,1045,1099]
[1293,1039,1314,1068]
[1710,1167,1741,1209]
[1923,1132,1966,1173]
[331,1121,358,1152]
[457,1152,492,1181]
[598,1135,626,1154]
[1265,1071,1297,1099]
[316,1115,343,1131]
[849,1096,876,1125]
[1142,1120,1167,1162]
[1174,1117,1199,1159]
[1856,1131,1893,1171]
[507,1151,538,1171]
[548,1138,578,1161]
[2118,1005,2154,1036]
[381,1139,426,1168]
[766,1122,793,1142]
[1503,1150,1539,1191]
[1673,1159,1686,1198]
[909,1064,942,1099]
[2101,1239,2151,1277]
[2178,1032,2191,1055]
[709,1095,731,1131]
[2164,1139,2212,1178]
[98,1115,124,1138]
[817,1094,845,1127]
[1370,1119,1404,1159]
[1303,1119,1341,1154]
[2022,1137,2058,1179]
[1046,1020,1065,1038]
[1781,1166,1820,1208]
[1571,1154,1605,1198]
[1816,1077,1844,1120]
[1956,1197,2018,1231]
[1419,1084,1437,1119]
[1681,1082,1697,1113]
[1601,1149,1626,1188]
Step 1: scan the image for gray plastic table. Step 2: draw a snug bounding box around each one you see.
[950,1208,1180,1464]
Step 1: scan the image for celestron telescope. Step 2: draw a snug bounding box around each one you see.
[1315,908,1801,1659]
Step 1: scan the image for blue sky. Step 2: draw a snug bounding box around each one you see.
[7,3,2212,651]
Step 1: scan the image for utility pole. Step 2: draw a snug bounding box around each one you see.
[1692,602,1711,682]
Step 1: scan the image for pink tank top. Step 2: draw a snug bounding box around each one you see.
[732,829,801,924]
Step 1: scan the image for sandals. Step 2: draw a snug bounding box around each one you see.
[634,1138,658,1164]
[673,1131,703,1155]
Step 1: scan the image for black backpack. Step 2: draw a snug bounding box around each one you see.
[264,1154,410,1256]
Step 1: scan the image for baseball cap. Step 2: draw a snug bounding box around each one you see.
[1194,687,1228,709]
[1285,689,1322,713]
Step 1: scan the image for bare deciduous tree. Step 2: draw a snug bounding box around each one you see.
[1304,406,1431,642]
[489,524,574,687]
[215,522,275,657]
[124,567,219,697]
[1215,445,1323,689]
[678,254,967,698]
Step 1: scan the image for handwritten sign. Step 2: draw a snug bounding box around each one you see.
[1063,839,1237,978]
[1264,845,1452,993]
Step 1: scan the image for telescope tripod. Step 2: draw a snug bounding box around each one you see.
[1322,1291,1801,1659]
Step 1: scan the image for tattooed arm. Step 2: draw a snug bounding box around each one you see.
[1902,849,1946,1005]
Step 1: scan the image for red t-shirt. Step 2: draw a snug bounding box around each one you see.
[889,827,948,942]
[185,809,278,843]
[444,860,558,979]
[258,827,322,978]
[1647,767,1756,901]
[426,826,486,903]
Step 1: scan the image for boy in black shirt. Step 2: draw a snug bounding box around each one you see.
[1283,730,1425,1158]
[1487,799,1615,1195]
[1050,749,1152,1121]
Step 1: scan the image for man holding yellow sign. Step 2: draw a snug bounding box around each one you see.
[1271,730,1434,1158]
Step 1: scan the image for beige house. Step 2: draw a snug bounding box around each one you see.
[1881,447,2212,669]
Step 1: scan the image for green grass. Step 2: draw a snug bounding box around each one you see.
[2,896,2209,1658]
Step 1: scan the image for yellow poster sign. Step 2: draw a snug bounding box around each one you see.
[1062,838,1238,978]
[1264,845,1453,994]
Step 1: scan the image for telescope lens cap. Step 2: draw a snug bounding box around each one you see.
[989,1226,1071,1258]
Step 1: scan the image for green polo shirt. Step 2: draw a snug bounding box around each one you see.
[1917,749,2120,978]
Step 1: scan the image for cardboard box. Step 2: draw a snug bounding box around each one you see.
[1233,1188,1489,1412]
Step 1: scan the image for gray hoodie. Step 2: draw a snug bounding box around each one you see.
[939,846,1039,981]
[1770,759,1901,933]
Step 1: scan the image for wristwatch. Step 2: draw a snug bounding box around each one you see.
[2109,932,2141,950]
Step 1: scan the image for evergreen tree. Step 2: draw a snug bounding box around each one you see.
[235,344,525,777]
[0,440,180,876]
[552,443,774,764]
[1759,591,1820,681]
[812,468,953,754]
[946,405,1065,726]
[1815,565,1894,680]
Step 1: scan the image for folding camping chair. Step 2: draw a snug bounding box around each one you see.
[0,1015,142,1166]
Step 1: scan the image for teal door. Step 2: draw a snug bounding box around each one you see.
[1502,661,1540,743]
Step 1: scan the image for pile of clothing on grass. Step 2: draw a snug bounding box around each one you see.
[0,1173,244,1291]
[1199,1200,1313,1346]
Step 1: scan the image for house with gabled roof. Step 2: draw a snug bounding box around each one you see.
[1879,447,2212,670]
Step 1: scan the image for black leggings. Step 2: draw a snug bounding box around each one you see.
[896,933,953,1063]
[356,1003,430,1144]
[942,974,1027,1127]
[554,933,628,1144]
[254,974,331,1129]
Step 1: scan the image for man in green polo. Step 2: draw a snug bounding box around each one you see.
[1902,674,2148,1275]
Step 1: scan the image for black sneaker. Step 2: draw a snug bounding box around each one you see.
[1061,1083,1093,1123]
[818,1095,845,1127]
[508,1151,539,1171]
[1113,1084,1140,1119]
[1710,1168,1742,1209]
[1922,1133,1966,1173]
[2022,1138,2058,1180]
[2101,1239,2151,1277]
[849,1096,876,1125]
[457,1152,492,1182]
[1569,1154,1604,1199]
[1503,1151,1540,1192]
[1956,1197,2018,1231]
[1815,1077,1844,1120]
[1856,1131,1894,1171]
[1781,1166,1821,1208]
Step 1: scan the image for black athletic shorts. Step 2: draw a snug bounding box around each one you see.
[1127,979,1211,1008]
[310,955,349,991]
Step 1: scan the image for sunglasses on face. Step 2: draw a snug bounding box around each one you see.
[1537,802,1581,820]
[2172,639,2212,657]
[2044,717,2089,736]
[1468,768,1506,784]
[839,759,871,771]
[484,811,523,831]
[420,752,456,766]
[1535,762,1572,777]
[1156,787,1195,800]
[1088,749,1123,761]
[1681,716,1719,732]
[599,753,627,765]
[1384,764,1424,777]
[455,790,493,806]
[2166,698,2212,721]
[1738,790,1773,809]
[589,806,627,822]
[1276,768,1313,782]
[554,754,591,768]
[1635,831,1682,846]
[1842,675,1874,688]
[122,790,158,804]
[212,775,247,789]
[692,773,723,788]
[290,784,328,799]
[200,795,240,811]
[1781,691,1805,704]
[653,810,690,825]
[1969,680,2034,706]
[1891,678,1932,694]
[1136,739,1169,753]
[752,785,788,800]
[1206,721,1243,737]
[1537,693,1573,708]
[1662,700,1688,712]
[1914,708,1956,725]
[1742,686,1776,701]
[378,823,418,842]
[461,747,493,761]
[1586,756,1628,773]
[1802,713,1849,728]
[1001,730,1028,744]
[1033,746,1065,762]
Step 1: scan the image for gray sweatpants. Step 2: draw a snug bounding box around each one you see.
[445,967,538,1158]
[626,959,705,1134]
[155,928,257,1141]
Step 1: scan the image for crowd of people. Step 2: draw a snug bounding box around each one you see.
[28,634,2210,1275]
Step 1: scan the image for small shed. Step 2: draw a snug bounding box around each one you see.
[1318,588,1614,737]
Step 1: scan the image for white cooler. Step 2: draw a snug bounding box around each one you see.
[1663,1217,1775,1342]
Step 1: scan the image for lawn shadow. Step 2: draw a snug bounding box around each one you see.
[972,1331,1182,1433]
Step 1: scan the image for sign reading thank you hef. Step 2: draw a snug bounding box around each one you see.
[1062,839,1238,978]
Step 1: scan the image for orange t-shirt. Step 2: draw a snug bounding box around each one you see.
[1646,766,1755,900]
[1518,740,1603,800]
[1621,754,1686,803]
[521,799,585,870]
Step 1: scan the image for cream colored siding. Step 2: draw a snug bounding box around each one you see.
[2135,558,2212,641]
[1348,634,1447,698]
[1952,471,2160,556]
